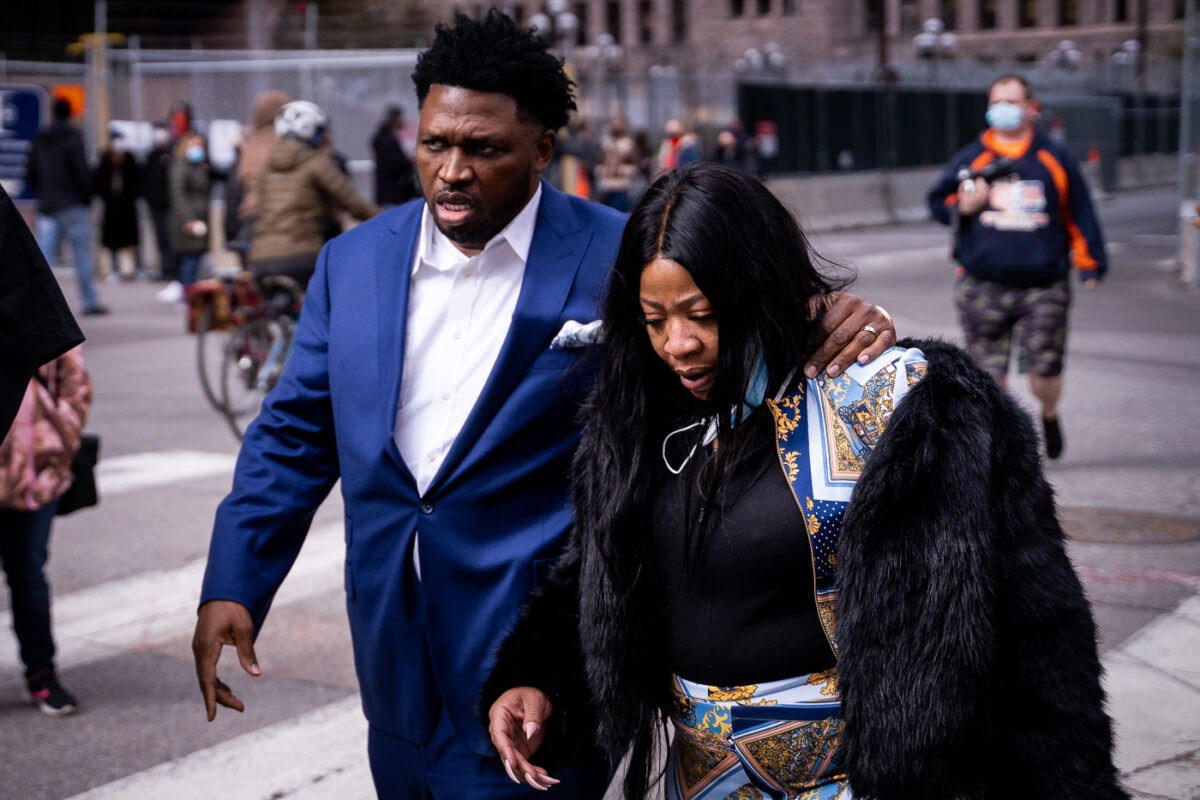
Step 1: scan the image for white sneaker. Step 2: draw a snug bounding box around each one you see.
[155,281,183,304]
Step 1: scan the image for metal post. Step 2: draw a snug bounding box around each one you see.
[129,34,143,124]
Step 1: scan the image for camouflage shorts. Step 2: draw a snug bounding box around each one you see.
[955,273,1071,378]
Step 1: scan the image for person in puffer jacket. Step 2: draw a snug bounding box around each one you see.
[0,346,92,717]
[248,100,379,292]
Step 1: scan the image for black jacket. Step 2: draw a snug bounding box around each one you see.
[371,128,417,206]
[142,143,173,212]
[483,339,1127,800]
[26,122,91,214]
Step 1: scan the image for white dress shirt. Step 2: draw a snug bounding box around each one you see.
[395,185,542,496]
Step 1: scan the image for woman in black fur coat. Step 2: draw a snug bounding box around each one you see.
[484,164,1127,800]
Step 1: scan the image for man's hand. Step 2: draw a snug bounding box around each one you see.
[1082,278,1100,290]
[957,178,989,216]
[488,687,560,791]
[804,292,898,379]
[192,600,261,722]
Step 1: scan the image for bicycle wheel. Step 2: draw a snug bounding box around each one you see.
[196,304,233,414]
[220,316,291,440]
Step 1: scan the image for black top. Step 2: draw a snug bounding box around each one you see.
[0,185,85,434]
[26,121,91,213]
[649,412,837,686]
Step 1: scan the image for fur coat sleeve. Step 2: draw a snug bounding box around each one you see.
[478,534,600,771]
[838,338,1127,800]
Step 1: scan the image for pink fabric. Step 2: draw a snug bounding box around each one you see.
[0,347,92,510]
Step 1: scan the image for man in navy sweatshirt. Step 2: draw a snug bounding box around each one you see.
[928,74,1106,460]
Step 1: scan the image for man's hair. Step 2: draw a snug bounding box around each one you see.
[412,9,576,132]
[989,74,1033,100]
[52,98,72,121]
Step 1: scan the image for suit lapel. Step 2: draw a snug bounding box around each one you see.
[377,204,422,483]
[427,184,592,494]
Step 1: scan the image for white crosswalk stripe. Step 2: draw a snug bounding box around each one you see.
[97,450,239,495]
[0,521,343,689]
[63,696,374,800]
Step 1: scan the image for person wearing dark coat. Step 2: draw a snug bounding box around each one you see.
[25,98,106,315]
[0,185,84,438]
[370,105,418,207]
[93,132,144,280]
[484,164,1128,800]
[143,121,175,280]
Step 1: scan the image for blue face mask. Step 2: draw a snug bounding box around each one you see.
[986,102,1025,132]
[185,145,206,164]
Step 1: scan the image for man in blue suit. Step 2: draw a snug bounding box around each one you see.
[192,11,896,798]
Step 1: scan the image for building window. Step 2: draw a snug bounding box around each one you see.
[1018,0,1036,27]
[757,0,770,15]
[979,0,996,29]
[671,0,688,41]
[639,0,654,42]
[866,0,883,32]
[1059,0,1078,25]
[575,1,589,44]
[899,0,918,33]
[731,0,745,17]
[782,0,796,14]
[607,0,622,41]
[939,0,956,29]
[1115,0,1128,22]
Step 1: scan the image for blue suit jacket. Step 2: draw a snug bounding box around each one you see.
[200,182,627,755]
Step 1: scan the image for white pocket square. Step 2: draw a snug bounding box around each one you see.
[550,319,604,349]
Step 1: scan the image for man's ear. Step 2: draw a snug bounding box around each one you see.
[533,129,557,174]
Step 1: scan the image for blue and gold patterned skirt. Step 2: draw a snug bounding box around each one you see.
[665,671,852,800]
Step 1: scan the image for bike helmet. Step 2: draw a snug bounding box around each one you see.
[274,100,327,146]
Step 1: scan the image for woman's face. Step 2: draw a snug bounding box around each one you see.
[639,257,719,400]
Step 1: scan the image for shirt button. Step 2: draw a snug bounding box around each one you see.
[441,392,450,401]
[453,330,463,340]
[419,502,434,515]
[426,452,437,462]
[463,269,473,277]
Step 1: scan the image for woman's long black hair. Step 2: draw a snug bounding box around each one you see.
[571,163,850,797]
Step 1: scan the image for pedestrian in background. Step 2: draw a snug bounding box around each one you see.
[143,121,175,281]
[927,74,1106,459]
[655,118,699,176]
[93,129,145,282]
[0,346,92,717]
[225,90,292,261]
[595,114,640,212]
[164,131,212,301]
[371,104,418,208]
[26,98,107,316]
[247,100,377,290]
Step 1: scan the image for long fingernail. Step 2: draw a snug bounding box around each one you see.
[524,721,539,740]
[526,773,548,791]
[504,759,519,784]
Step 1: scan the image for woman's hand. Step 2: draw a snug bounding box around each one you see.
[488,687,560,791]
[803,292,898,378]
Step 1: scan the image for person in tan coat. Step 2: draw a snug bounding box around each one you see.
[248,101,378,290]
[0,347,91,717]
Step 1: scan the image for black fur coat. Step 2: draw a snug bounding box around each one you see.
[483,339,1128,800]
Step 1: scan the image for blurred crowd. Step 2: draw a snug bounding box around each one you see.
[25,92,761,317]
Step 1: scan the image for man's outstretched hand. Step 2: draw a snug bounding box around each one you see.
[804,292,898,379]
[192,599,261,721]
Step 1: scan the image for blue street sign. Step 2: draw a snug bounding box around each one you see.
[0,85,49,200]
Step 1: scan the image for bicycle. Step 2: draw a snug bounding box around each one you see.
[189,273,262,416]
[218,274,305,440]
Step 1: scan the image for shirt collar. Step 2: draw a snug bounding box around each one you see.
[415,183,543,275]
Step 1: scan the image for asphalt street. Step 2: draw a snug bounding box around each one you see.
[0,185,1197,799]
